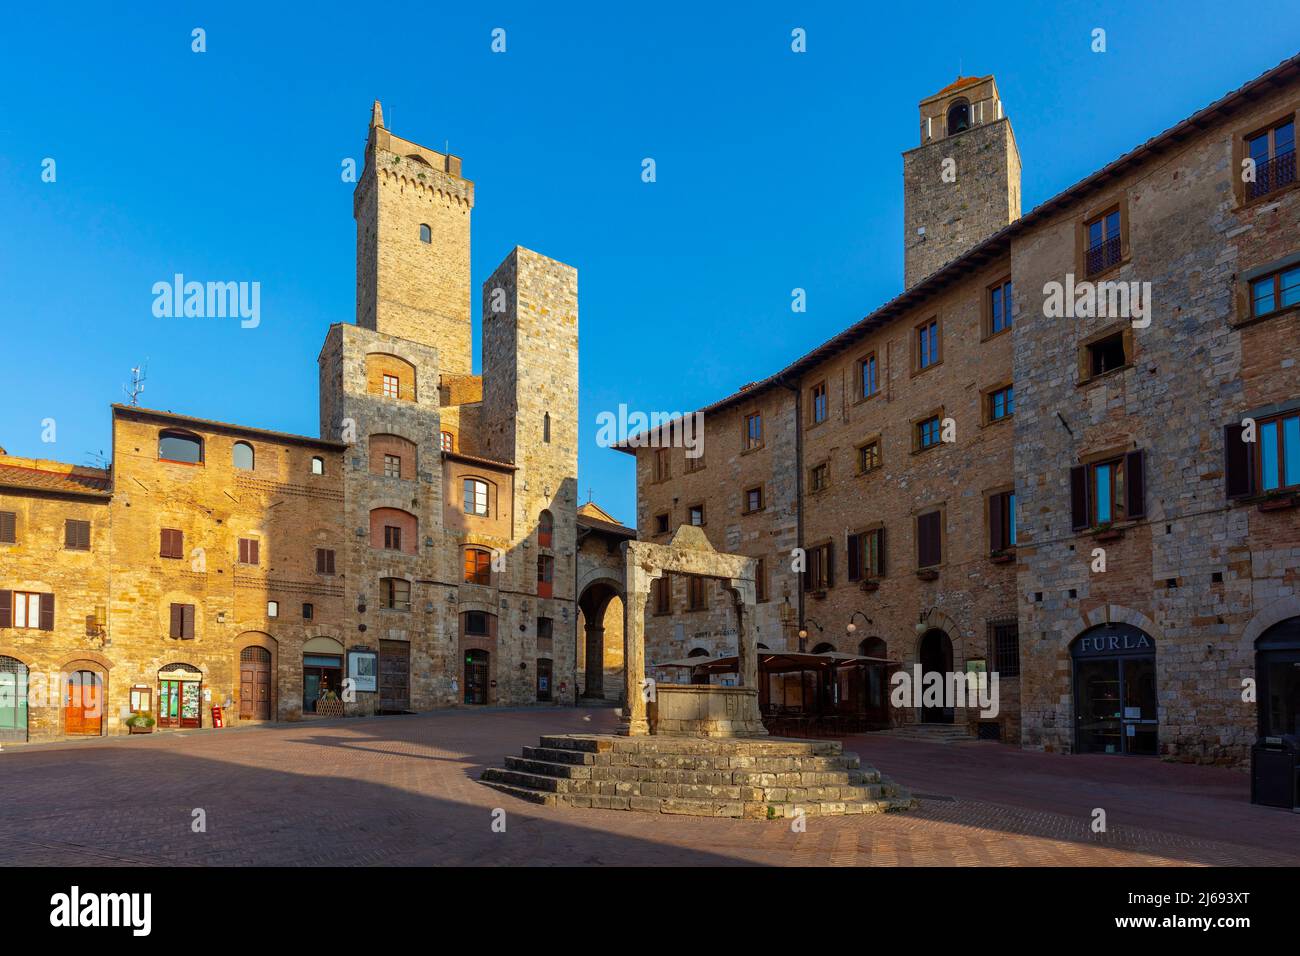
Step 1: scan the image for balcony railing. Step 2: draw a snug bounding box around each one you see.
[1085,235,1122,277]
[1247,149,1297,200]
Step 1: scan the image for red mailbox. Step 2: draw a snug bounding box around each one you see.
[211,705,224,728]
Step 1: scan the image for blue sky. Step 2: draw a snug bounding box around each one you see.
[1,2,1297,524]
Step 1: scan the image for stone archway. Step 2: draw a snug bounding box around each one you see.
[577,578,624,702]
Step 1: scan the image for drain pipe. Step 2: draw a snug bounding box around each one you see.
[779,373,805,650]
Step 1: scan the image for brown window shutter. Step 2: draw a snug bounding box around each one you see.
[39,593,54,631]
[183,605,195,640]
[64,521,75,548]
[0,512,13,543]
[824,542,834,588]
[989,494,1005,553]
[847,534,861,581]
[170,603,182,638]
[930,513,943,565]
[316,548,325,573]
[918,512,941,568]
[238,539,248,564]
[1224,423,1254,499]
[0,590,11,628]
[80,522,90,550]
[249,540,260,565]
[1070,465,1090,530]
[160,530,168,557]
[876,527,887,576]
[1125,450,1146,518]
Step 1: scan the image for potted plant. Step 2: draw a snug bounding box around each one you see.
[1093,522,1124,543]
[125,712,155,735]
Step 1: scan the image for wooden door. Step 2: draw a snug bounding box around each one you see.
[64,670,102,736]
[465,650,489,705]
[239,647,272,720]
[379,640,409,712]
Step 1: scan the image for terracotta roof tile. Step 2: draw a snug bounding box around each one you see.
[0,462,111,497]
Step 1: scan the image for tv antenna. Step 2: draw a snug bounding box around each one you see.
[123,361,148,406]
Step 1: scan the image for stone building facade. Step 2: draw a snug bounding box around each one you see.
[0,104,600,742]
[623,57,1300,763]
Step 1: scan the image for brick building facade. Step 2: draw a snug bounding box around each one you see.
[0,105,605,742]
[622,57,1300,763]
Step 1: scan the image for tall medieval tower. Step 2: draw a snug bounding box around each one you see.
[319,104,579,714]
[902,75,1021,288]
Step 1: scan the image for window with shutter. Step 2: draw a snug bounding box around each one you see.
[0,590,11,628]
[1070,465,1090,530]
[239,538,259,565]
[39,594,54,631]
[0,511,15,543]
[316,548,335,574]
[183,604,195,639]
[161,528,183,559]
[989,493,1005,553]
[65,519,90,551]
[847,534,862,581]
[917,511,942,568]
[1125,450,1146,518]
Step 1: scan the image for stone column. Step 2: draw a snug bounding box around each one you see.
[727,574,767,735]
[620,552,657,737]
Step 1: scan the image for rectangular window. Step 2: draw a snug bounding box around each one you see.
[687,576,707,611]
[1084,330,1129,378]
[859,353,878,399]
[316,548,336,575]
[654,512,670,535]
[463,479,489,516]
[160,528,184,559]
[688,504,704,526]
[990,620,1020,677]
[1250,265,1300,318]
[1246,119,1296,200]
[238,538,260,565]
[382,374,400,399]
[685,453,705,473]
[302,603,314,621]
[811,382,828,424]
[7,591,51,630]
[267,600,279,618]
[755,558,768,603]
[383,578,412,610]
[1070,450,1146,530]
[384,454,401,478]
[744,486,764,513]
[0,511,14,544]
[465,610,489,635]
[537,554,554,598]
[1259,411,1300,492]
[917,415,941,450]
[810,462,829,492]
[988,279,1013,335]
[169,603,195,639]
[847,528,885,581]
[744,413,763,450]
[464,549,492,585]
[916,510,942,568]
[537,617,554,643]
[383,525,402,551]
[1085,207,1122,276]
[653,448,671,482]
[989,490,1016,553]
[858,440,881,473]
[652,577,671,615]
[805,543,834,591]
[916,319,939,371]
[988,385,1014,422]
[64,519,90,551]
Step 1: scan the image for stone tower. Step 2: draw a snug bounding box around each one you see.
[353,100,475,376]
[902,75,1021,289]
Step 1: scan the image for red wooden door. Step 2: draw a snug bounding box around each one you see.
[64,670,102,736]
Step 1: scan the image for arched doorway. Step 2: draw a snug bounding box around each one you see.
[158,663,203,729]
[947,99,970,134]
[1256,617,1300,739]
[919,629,953,723]
[465,649,490,705]
[239,647,272,720]
[0,656,29,742]
[577,579,624,702]
[64,669,104,735]
[1071,624,1157,755]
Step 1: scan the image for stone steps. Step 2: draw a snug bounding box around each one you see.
[480,733,916,819]
[874,723,977,744]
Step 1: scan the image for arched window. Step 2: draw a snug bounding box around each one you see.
[464,478,490,517]
[538,509,554,548]
[380,576,411,611]
[687,647,711,657]
[812,642,836,654]
[158,429,203,464]
[947,99,970,134]
[543,412,551,443]
[369,507,417,554]
[440,431,454,453]
[464,548,492,585]
[859,637,887,659]
[419,224,432,244]
[232,441,254,471]
[311,456,324,475]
